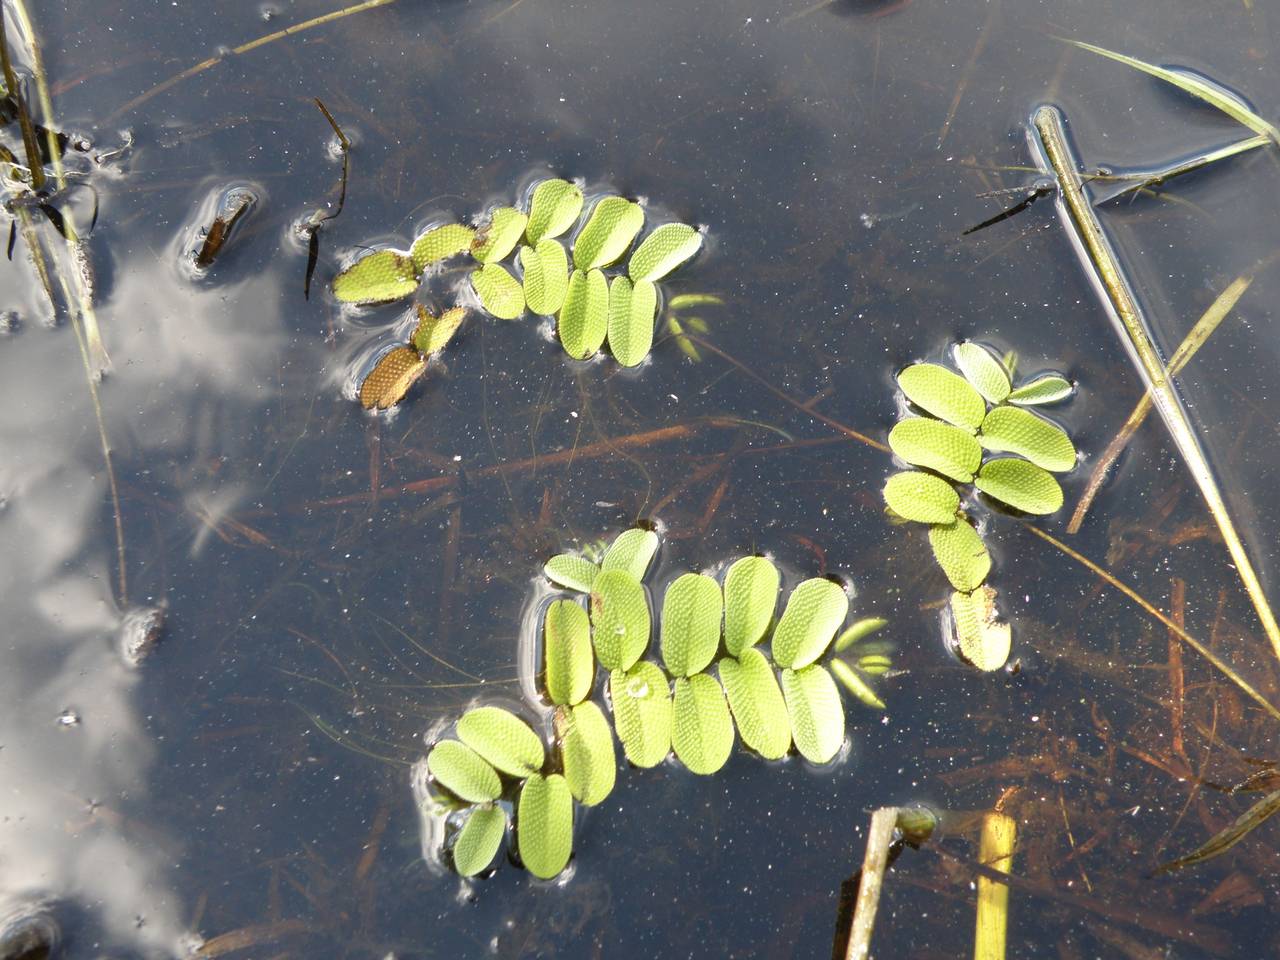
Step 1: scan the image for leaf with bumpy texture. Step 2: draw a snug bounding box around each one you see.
[471,263,525,319]
[781,664,844,763]
[888,418,983,483]
[456,706,545,778]
[410,223,474,272]
[452,804,506,877]
[517,773,573,879]
[544,554,599,593]
[359,346,427,410]
[609,661,671,768]
[471,207,528,264]
[928,518,991,592]
[412,305,467,356]
[607,275,657,367]
[589,569,651,671]
[671,674,735,775]
[521,239,569,315]
[897,363,986,431]
[722,556,780,657]
[333,249,419,304]
[558,269,609,359]
[660,573,723,678]
[556,702,616,806]
[975,458,1064,515]
[1007,375,1073,406]
[573,197,644,271]
[544,599,593,706]
[979,407,1076,472]
[771,578,849,670]
[949,586,1010,671]
[954,342,1011,403]
[427,740,502,803]
[600,528,659,580]
[719,649,790,759]
[525,179,584,246]
[628,223,702,282]
[830,659,885,710]
[883,470,960,524]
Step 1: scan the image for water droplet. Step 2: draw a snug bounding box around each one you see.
[613,624,626,636]
[627,679,649,699]
[56,709,80,727]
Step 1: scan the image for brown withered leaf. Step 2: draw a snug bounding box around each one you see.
[359,346,427,410]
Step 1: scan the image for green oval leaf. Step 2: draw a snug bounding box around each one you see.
[628,223,702,282]
[671,674,735,775]
[887,418,982,483]
[897,363,986,431]
[975,458,1064,515]
[521,239,569,315]
[927,518,991,592]
[333,249,418,304]
[452,804,507,877]
[412,305,467,357]
[573,197,644,271]
[471,207,528,264]
[600,528,659,581]
[718,649,790,760]
[771,578,849,670]
[882,470,960,524]
[953,342,1011,404]
[949,586,1010,671]
[426,739,502,803]
[456,706,545,779]
[558,269,609,359]
[525,179,584,246]
[556,701,616,806]
[471,263,525,319]
[660,573,723,678]
[829,659,886,710]
[589,569,651,671]
[781,664,844,764]
[979,407,1076,472]
[834,616,889,653]
[609,661,672,768]
[1006,374,1073,406]
[410,223,474,272]
[607,276,657,367]
[544,599,593,706]
[517,773,573,879]
[359,346,427,411]
[544,554,599,593]
[723,556,780,657]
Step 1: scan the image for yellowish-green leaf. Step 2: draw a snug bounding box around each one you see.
[660,572,723,677]
[781,664,844,764]
[928,518,991,592]
[600,528,659,580]
[359,346,427,410]
[544,554,599,593]
[1006,374,1073,406]
[897,363,986,431]
[607,275,657,367]
[471,206,528,263]
[979,407,1076,472]
[830,659,885,710]
[410,223,474,272]
[457,706,545,779]
[452,804,506,877]
[671,674,735,775]
[949,586,1010,672]
[834,617,889,653]
[883,470,960,524]
[628,223,702,282]
[975,458,1064,515]
[520,239,569,315]
[668,293,723,309]
[771,578,849,670]
[954,342,1011,403]
[471,263,525,319]
[544,599,593,706]
[723,556,780,657]
[573,197,644,271]
[589,569,651,671]
[888,418,983,483]
[558,269,608,359]
[609,661,671,768]
[333,249,419,304]
[556,702,616,806]
[525,178,584,245]
[517,773,573,879]
[718,649,790,759]
[856,651,894,675]
[427,739,502,802]
[412,305,467,356]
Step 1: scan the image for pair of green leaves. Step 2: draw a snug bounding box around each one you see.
[333,222,477,306]
[358,305,467,410]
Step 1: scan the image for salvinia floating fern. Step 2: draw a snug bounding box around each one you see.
[883,341,1078,672]
[419,527,893,879]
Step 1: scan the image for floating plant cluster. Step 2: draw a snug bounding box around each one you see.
[334,178,704,408]
[419,528,891,880]
[883,343,1077,671]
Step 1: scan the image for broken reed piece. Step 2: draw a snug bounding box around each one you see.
[974,811,1016,960]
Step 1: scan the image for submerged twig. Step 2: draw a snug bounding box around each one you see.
[844,807,898,960]
[302,98,350,299]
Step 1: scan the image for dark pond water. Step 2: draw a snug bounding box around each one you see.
[4,0,1280,957]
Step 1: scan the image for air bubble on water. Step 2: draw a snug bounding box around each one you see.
[56,709,80,727]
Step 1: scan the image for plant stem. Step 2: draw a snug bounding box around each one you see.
[973,812,1016,960]
[844,807,899,960]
